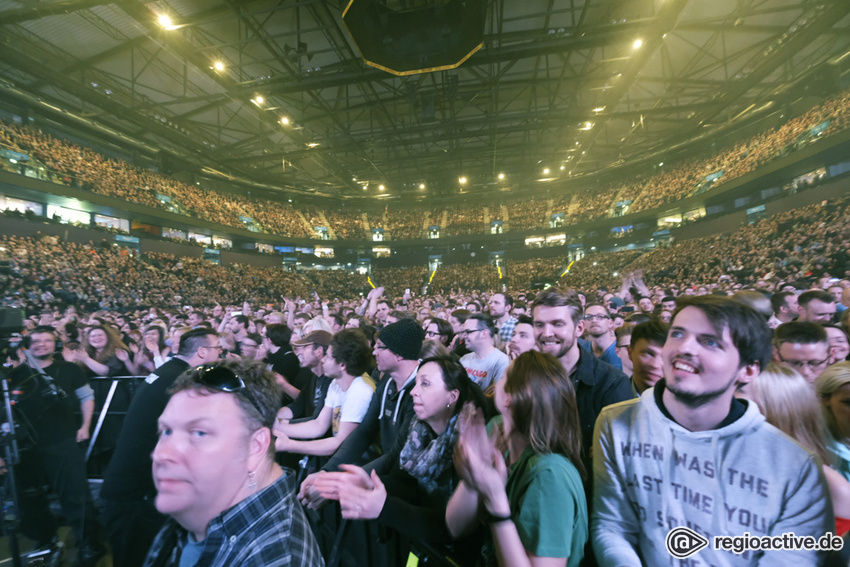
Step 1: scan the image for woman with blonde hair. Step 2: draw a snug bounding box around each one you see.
[818,362,850,484]
[744,363,850,534]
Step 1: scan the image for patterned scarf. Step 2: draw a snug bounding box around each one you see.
[399,414,460,500]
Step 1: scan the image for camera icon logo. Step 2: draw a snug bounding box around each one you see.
[666,526,709,559]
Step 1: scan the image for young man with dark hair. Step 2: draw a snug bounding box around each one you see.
[614,324,634,376]
[275,329,375,457]
[768,290,799,328]
[507,314,536,358]
[227,314,249,355]
[459,313,510,391]
[240,332,262,361]
[628,319,668,395]
[374,299,392,327]
[531,288,632,463]
[798,289,837,324]
[593,296,832,566]
[489,292,517,342]
[278,331,332,423]
[637,296,654,314]
[101,327,223,567]
[582,303,621,370]
[773,321,830,383]
[263,323,301,399]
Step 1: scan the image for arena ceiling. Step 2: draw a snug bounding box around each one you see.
[0,0,849,199]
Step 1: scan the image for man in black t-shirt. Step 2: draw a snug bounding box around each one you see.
[9,326,103,564]
[99,328,223,567]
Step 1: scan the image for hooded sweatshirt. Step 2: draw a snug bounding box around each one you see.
[592,384,833,566]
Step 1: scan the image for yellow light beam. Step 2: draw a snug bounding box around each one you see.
[367,277,376,289]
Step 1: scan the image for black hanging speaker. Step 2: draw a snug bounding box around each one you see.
[342,0,486,76]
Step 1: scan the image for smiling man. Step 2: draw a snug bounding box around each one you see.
[593,296,832,566]
[531,288,631,464]
[144,360,322,567]
[627,320,668,396]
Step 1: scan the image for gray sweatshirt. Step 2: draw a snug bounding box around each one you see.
[592,387,833,566]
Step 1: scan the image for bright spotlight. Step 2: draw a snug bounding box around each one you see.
[158,14,175,29]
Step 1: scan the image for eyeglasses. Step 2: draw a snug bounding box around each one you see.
[194,365,268,427]
[458,328,483,337]
[776,354,829,370]
[584,314,611,321]
[425,330,445,337]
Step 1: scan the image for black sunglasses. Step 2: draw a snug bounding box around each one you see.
[194,365,269,427]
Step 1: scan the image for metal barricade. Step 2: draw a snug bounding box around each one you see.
[83,375,146,473]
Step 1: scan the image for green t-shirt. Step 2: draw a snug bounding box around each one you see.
[505,447,588,566]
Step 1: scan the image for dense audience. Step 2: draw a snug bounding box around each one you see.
[5,184,850,566]
[3,86,849,244]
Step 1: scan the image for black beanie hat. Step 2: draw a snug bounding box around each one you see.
[378,319,425,360]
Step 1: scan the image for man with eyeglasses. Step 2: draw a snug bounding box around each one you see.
[274,329,375,458]
[581,303,622,370]
[102,327,223,567]
[773,321,830,383]
[459,313,510,392]
[144,360,322,567]
[239,332,262,361]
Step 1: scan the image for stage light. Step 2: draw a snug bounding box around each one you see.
[158,14,176,29]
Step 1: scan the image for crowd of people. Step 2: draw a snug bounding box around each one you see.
[2,186,849,319]
[6,226,850,565]
[3,86,850,245]
[3,40,850,567]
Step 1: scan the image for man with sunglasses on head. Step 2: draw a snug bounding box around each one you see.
[101,327,223,567]
[143,360,322,567]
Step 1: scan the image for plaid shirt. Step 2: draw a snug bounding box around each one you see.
[143,469,323,567]
[497,315,518,343]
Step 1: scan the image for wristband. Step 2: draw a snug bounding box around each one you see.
[483,509,512,524]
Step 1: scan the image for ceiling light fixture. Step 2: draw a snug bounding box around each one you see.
[158,14,175,29]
